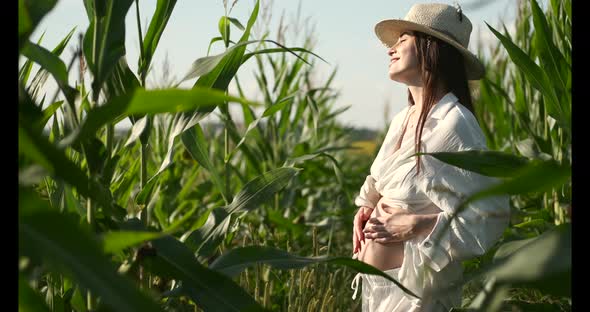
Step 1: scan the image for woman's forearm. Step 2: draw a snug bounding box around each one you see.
[413,213,439,237]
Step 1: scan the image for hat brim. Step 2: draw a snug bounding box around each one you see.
[375,19,485,80]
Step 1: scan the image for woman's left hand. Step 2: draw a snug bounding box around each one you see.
[363,206,438,244]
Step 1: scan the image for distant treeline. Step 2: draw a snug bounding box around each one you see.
[343,126,378,141]
[106,122,380,142]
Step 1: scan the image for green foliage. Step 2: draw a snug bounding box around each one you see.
[19,0,365,310]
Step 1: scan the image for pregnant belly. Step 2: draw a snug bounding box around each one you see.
[358,239,404,271]
[357,197,405,271]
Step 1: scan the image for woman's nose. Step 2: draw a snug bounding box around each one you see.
[388,46,395,56]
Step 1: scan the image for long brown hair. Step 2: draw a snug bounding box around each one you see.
[408,31,475,174]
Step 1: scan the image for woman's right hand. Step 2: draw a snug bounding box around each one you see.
[353,206,374,254]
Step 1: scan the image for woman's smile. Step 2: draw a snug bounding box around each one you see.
[387,32,420,84]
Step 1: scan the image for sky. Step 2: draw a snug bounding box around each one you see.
[24,0,541,131]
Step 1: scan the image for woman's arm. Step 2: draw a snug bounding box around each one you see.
[413,107,511,272]
[363,208,438,243]
[415,163,510,272]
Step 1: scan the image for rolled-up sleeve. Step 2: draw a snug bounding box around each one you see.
[417,164,510,272]
[354,174,381,209]
[415,107,511,272]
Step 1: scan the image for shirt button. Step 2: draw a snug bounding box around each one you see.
[424,241,432,248]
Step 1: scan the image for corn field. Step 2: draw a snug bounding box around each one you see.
[18,0,570,311]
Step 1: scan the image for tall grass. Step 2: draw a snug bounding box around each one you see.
[19,0,379,311]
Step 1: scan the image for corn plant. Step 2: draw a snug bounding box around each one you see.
[19,0,406,311]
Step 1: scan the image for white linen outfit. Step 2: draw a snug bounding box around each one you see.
[351,92,511,311]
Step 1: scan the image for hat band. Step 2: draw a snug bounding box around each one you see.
[423,26,465,48]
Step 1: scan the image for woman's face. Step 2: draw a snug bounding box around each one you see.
[387,32,421,85]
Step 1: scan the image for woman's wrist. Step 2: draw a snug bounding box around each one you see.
[413,213,439,237]
[361,205,375,211]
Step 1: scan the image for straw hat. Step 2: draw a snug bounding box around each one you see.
[374,3,485,80]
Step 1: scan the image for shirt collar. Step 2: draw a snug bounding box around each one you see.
[428,92,458,120]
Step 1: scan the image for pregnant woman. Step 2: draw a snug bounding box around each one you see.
[350,3,511,311]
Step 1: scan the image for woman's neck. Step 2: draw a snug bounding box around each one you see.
[408,85,448,114]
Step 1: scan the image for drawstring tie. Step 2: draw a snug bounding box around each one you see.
[351,252,361,300]
[351,273,362,300]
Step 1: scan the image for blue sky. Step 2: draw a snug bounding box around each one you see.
[26,0,538,131]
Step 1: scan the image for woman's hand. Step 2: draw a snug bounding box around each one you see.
[363,206,438,244]
[353,206,374,254]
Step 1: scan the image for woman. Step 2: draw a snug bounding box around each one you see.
[350,3,511,311]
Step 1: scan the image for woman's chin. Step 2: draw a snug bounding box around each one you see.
[388,72,402,82]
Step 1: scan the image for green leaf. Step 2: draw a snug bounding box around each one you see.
[60,88,261,147]
[52,26,77,56]
[530,0,570,92]
[19,275,51,312]
[182,207,231,258]
[124,115,149,147]
[468,160,570,201]
[184,167,299,257]
[493,238,536,261]
[530,0,571,123]
[224,96,292,162]
[57,91,132,148]
[206,36,223,56]
[194,0,259,90]
[69,286,88,312]
[486,22,568,132]
[157,0,261,184]
[19,0,57,49]
[262,96,292,117]
[513,219,547,229]
[266,210,305,236]
[102,231,166,254]
[145,236,264,311]
[19,165,49,186]
[564,0,572,21]
[415,150,531,178]
[39,100,64,129]
[227,167,300,214]
[19,30,46,86]
[220,112,265,174]
[83,0,135,95]
[218,16,231,47]
[126,88,260,114]
[140,0,178,80]
[242,45,327,65]
[152,114,201,178]
[103,56,141,99]
[20,41,78,105]
[465,279,508,311]
[181,124,229,203]
[209,246,420,299]
[18,0,32,42]
[19,128,52,172]
[165,204,199,233]
[228,17,245,30]
[490,224,571,296]
[19,125,113,210]
[19,192,161,312]
[83,137,107,175]
[181,40,308,83]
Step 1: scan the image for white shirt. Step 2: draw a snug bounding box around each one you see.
[353,92,511,310]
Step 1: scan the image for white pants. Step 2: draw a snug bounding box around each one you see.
[351,268,449,312]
